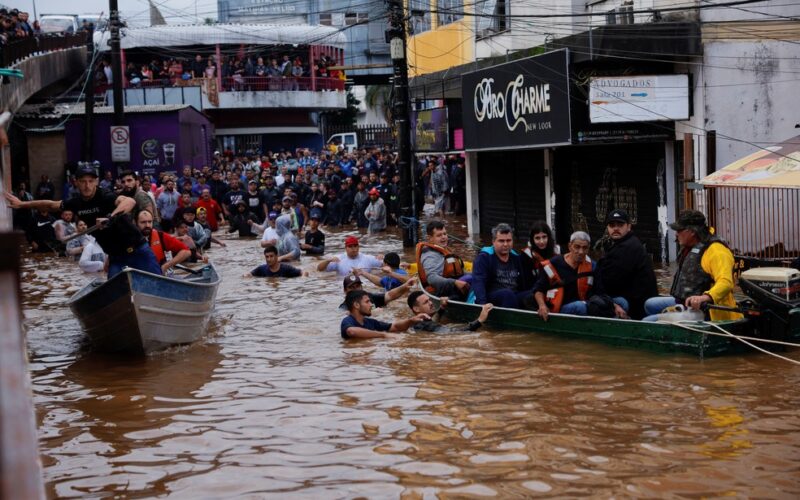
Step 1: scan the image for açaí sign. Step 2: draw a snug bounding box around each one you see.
[462,49,571,151]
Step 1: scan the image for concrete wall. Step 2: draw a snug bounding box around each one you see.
[27,132,68,199]
[0,47,87,114]
[202,89,346,110]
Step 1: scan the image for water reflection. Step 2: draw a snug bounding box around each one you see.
[20,225,800,498]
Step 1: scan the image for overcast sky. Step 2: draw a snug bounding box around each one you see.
[13,0,219,26]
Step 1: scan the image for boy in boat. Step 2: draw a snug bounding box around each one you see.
[642,210,743,322]
[406,291,493,333]
[416,220,471,299]
[340,290,429,340]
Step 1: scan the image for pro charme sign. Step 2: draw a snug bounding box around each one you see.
[462,49,571,151]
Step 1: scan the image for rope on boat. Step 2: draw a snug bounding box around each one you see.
[673,321,800,365]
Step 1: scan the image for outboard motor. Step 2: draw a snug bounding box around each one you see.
[738,267,800,341]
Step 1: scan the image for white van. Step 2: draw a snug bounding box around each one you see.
[327,132,358,153]
[39,14,80,33]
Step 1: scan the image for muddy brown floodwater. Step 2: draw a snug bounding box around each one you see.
[21,223,800,498]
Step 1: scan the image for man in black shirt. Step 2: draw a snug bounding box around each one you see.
[246,245,306,278]
[407,291,493,333]
[5,163,161,277]
[300,209,325,255]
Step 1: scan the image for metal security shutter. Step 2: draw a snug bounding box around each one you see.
[477,150,546,239]
[553,142,665,261]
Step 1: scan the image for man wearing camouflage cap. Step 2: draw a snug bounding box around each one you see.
[643,210,742,321]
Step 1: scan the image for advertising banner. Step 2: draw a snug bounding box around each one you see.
[589,74,690,123]
[461,49,571,151]
[412,108,449,152]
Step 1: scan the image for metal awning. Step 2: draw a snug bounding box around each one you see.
[95,24,347,51]
[700,134,800,189]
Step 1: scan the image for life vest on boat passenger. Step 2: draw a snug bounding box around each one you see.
[415,242,465,292]
[148,229,168,264]
[669,237,727,302]
[541,256,594,313]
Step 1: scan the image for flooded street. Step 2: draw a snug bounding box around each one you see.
[22,227,800,498]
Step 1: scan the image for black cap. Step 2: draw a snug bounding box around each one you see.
[670,210,707,231]
[75,163,99,178]
[342,274,362,290]
[605,209,630,224]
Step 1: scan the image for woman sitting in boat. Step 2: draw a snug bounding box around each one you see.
[532,231,628,321]
[521,220,560,280]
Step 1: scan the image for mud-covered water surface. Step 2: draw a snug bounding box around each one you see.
[21,225,800,498]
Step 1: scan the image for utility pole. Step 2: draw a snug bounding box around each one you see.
[386,0,416,247]
[83,24,95,162]
[109,0,125,173]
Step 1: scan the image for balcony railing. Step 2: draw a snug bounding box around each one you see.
[0,33,87,68]
[112,75,345,93]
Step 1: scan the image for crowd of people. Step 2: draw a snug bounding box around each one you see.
[0,7,36,44]
[97,51,344,89]
[11,141,790,341]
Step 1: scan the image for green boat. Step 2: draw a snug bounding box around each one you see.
[423,267,800,358]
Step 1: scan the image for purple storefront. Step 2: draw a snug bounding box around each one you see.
[65,105,213,177]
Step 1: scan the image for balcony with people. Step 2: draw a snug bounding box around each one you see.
[93,24,349,111]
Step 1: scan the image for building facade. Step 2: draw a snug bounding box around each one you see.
[218,0,392,83]
[408,0,800,262]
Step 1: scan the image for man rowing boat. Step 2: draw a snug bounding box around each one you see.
[5,163,160,277]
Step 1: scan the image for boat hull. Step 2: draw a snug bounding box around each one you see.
[67,265,220,354]
[426,292,758,357]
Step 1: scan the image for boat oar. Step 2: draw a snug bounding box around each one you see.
[175,264,204,275]
[62,219,111,243]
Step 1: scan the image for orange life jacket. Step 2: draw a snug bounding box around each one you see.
[148,229,167,264]
[540,256,594,313]
[415,242,465,293]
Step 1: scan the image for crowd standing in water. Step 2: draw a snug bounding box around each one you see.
[9,143,786,341]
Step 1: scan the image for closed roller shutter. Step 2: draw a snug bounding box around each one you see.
[477,150,546,239]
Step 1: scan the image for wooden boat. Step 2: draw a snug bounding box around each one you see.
[67,264,220,354]
[422,267,800,358]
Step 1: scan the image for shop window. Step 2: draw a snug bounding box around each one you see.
[437,0,463,27]
[320,13,345,26]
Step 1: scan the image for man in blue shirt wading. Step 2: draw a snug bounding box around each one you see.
[340,290,429,339]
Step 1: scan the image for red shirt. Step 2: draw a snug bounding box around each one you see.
[149,230,189,264]
[196,198,223,231]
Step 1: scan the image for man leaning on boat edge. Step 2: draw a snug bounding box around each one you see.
[5,162,162,278]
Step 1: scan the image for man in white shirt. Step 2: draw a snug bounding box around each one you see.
[260,211,280,248]
[316,235,383,277]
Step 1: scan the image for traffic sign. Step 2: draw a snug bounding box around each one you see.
[110,126,130,162]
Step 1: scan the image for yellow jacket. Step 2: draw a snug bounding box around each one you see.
[701,242,744,321]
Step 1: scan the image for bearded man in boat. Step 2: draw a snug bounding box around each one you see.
[416,220,471,298]
[406,291,493,333]
[5,163,161,278]
[595,209,658,319]
[472,223,535,308]
[533,231,628,321]
[642,210,743,322]
[136,210,191,275]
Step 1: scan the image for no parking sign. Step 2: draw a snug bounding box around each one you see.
[110,126,130,162]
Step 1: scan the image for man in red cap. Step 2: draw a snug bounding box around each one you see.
[364,187,386,234]
[317,235,383,276]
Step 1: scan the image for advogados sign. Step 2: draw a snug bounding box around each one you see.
[462,49,571,151]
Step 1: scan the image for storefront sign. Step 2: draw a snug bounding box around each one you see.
[589,74,689,123]
[412,108,449,152]
[462,49,571,151]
